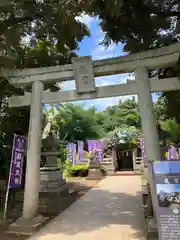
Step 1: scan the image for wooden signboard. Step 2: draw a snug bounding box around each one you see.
[72,56,96,94]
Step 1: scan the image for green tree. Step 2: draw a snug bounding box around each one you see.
[161,118,180,147]
[52,104,105,141]
[0,79,29,178]
[86,0,179,52]
[153,96,167,122]
[0,1,90,176]
[106,124,141,146]
[85,0,180,122]
[0,1,89,67]
[102,97,141,132]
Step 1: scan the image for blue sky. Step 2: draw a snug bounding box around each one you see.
[62,14,158,111]
[157,184,180,194]
[62,14,136,111]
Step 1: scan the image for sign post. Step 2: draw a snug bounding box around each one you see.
[151,160,180,239]
[4,134,26,220]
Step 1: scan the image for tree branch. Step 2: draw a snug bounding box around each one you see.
[2,12,44,28]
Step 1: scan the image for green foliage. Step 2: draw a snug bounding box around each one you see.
[45,98,173,147]
[0,1,90,176]
[52,104,105,141]
[71,164,88,172]
[162,91,180,123]
[84,151,89,160]
[44,98,144,147]
[63,160,73,178]
[2,0,180,177]
[161,119,180,146]
[153,96,167,122]
[86,0,179,52]
[0,1,89,68]
[63,160,88,178]
[70,164,89,177]
[57,142,67,171]
[106,124,141,146]
[0,77,29,177]
[85,0,180,122]
[102,97,141,132]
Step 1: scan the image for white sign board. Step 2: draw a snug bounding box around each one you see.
[72,56,96,94]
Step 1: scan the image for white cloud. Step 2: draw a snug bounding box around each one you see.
[127,73,135,82]
[62,81,75,91]
[96,74,129,86]
[82,95,137,111]
[91,22,125,60]
[75,13,95,27]
[92,42,118,60]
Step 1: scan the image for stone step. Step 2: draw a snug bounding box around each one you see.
[102,162,112,165]
[103,158,112,162]
[102,166,114,171]
[101,164,115,175]
[106,170,115,174]
[104,167,114,171]
[101,161,111,165]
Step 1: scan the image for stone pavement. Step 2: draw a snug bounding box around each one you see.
[28,175,146,240]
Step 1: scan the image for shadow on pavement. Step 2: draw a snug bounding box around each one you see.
[28,176,146,240]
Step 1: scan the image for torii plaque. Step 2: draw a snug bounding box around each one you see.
[72,56,96,94]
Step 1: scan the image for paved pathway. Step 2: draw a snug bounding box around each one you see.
[29,175,146,240]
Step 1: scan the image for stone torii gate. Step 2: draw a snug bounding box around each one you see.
[4,43,180,227]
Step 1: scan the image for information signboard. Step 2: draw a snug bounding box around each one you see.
[152,160,180,240]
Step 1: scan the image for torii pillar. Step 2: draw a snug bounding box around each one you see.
[135,66,161,216]
[9,81,46,232]
[23,81,44,219]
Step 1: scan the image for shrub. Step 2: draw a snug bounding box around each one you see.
[63,160,88,178]
[57,142,67,171]
[84,151,89,160]
[70,164,88,177]
[63,160,73,178]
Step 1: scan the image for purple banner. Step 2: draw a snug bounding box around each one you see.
[87,140,96,152]
[140,138,145,160]
[9,134,26,189]
[78,141,84,162]
[96,140,103,162]
[88,140,103,162]
[168,146,177,160]
[67,143,76,163]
